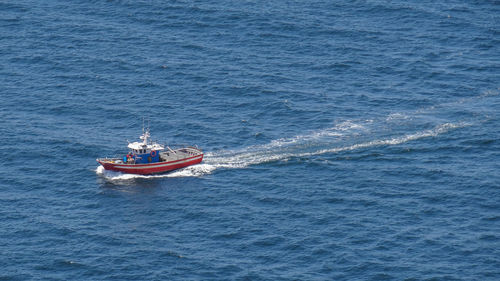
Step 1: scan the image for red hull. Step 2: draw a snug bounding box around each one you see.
[98,154,203,175]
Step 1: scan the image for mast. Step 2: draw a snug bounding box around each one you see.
[139,117,150,146]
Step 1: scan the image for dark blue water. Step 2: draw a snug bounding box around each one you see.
[1,0,499,279]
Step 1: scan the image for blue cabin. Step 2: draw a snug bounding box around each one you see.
[125,129,164,164]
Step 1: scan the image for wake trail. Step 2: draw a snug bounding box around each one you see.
[205,121,469,168]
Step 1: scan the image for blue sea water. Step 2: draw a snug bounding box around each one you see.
[1,0,499,279]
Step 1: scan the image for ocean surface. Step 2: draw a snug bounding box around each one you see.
[1,0,499,280]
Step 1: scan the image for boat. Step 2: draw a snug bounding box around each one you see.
[96,127,203,175]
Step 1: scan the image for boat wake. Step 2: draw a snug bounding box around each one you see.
[203,121,469,169]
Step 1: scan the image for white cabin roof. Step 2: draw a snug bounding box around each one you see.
[128,142,164,151]
[127,129,165,152]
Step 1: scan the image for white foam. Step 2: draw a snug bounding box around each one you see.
[479,88,499,98]
[164,164,216,177]
[386,113,409,121]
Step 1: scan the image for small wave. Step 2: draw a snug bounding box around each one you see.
[479,88,499,98]
[386,113,409,121]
